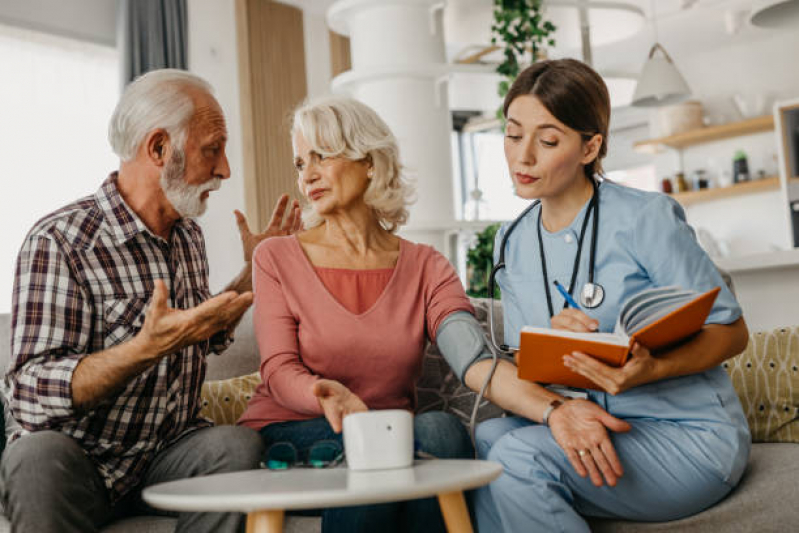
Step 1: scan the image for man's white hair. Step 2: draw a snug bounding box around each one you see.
[292,96,414,233]
[108,69,213,161]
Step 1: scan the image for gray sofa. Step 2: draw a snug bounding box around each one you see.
[1,302,798,532]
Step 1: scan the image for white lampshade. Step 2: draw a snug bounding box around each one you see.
[750,0,799,28]
[631,43,691,108]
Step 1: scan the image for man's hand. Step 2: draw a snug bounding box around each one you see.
[234,194,301,263]
[551,308,599,333]
[548,399,631,487]
[312,379,368,433]
[563,342,662,395]
[135,280,253,360]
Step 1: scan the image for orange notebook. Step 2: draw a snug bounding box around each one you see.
[516,286,721,390]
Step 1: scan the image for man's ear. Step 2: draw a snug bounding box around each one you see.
[580,133,603,166]
[144,129,170,167]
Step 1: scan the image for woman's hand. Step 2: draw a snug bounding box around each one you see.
[548,399,631,487]
[551,308,599,333]
[234,194,302,263]
[563,342,662,395]
[312,379,368,433]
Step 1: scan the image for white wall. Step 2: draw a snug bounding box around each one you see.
[0,0,116,46]
[188,0,247,293]
[303,11,333,99]
[188,0,333,292]
[630,30,799,257]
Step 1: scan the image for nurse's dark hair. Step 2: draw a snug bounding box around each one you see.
[503,59,610,180]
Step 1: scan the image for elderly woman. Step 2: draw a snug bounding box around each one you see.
[238,96,478,533]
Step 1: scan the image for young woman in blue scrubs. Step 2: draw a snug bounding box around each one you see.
[460,59,752,532]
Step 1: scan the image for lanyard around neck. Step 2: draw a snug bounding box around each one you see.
[537,184,598,319]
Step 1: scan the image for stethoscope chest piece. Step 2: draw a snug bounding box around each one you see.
[580,282,605,309]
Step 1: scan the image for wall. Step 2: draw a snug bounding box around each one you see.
[303,11,333,99]
[0,0,116,45]
[188,0,333,292]
[649,29,799,256]
[187,0,248,293]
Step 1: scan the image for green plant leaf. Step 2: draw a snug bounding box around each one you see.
[491,0,557,120]
[466,223,502,298]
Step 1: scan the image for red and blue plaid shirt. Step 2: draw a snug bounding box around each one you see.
[5,173,229,501]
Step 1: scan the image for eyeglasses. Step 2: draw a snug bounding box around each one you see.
[261,440,345,470]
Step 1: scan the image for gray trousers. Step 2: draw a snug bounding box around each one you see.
[0,425,264,533]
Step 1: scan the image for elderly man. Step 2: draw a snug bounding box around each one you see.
[0,69,299,532]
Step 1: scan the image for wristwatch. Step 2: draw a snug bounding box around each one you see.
[542,398,566,426]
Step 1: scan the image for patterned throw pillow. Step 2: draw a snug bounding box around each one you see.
[200,372,261,426]
[416,298,506,426]
[723,327,799,443]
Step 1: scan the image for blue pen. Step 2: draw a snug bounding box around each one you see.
[553,280,580,309]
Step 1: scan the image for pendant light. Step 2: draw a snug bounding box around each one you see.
[750,0,799,29]
[631,1,691,107]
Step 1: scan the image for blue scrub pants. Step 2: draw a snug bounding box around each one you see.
[474,368,750,533]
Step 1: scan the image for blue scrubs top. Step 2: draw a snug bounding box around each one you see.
[495,180,741,348]
[494,180,750,485]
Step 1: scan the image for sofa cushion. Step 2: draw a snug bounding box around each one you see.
[588,443,799,532]
[206,309,260,381]
[200,371,260,426]
[723,326,799,443]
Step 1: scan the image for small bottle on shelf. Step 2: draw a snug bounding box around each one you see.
[675,172,690,192]
[733,150,750,183]
[693,169,709,190]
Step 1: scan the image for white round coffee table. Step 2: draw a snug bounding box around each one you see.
[142,459,501,533]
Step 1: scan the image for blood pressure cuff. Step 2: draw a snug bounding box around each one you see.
[435,311,500,383]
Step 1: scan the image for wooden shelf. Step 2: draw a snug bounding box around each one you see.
[668,176,780,206]
[634,115,775,154]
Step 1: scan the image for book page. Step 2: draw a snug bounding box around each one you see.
[617,286,682,327]
[521,326,630,346]
[621,290,696,335]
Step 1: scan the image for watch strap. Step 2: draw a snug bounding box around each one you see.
[542,399,565,426]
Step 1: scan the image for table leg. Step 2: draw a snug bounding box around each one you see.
[246,509,284,533]
[437,491,473,533]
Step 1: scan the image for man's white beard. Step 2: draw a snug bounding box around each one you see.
[160,149,222,218]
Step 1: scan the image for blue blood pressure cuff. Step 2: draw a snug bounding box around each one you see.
[435,311,503,383]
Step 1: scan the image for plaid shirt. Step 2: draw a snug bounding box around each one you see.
[6,173,229,501]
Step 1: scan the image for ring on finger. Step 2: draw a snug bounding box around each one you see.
[578,449,589,457]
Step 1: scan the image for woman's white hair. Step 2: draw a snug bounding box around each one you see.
[292,96,414,233]
[108,69,213,161]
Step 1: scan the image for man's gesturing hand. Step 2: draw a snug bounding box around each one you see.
[234,194,301,263]
[136,280,253,360]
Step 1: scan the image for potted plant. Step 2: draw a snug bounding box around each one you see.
[466,223,501,298]
[491,0,557,117]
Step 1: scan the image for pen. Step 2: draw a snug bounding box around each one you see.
[553,280,581,309]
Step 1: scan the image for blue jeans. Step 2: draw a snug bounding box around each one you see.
[258,411,473,533]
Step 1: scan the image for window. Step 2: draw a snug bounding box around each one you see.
[0,23,119,312]
[453,127,531,222]
[605,165,658,192]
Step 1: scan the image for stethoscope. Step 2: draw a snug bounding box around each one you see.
[487,177,605,354]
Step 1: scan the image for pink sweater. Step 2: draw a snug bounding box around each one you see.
[237,235,474,430]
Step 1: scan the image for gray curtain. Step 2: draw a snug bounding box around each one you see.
[119,0,188,85]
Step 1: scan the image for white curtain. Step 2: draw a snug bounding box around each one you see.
[0,23,119,313]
